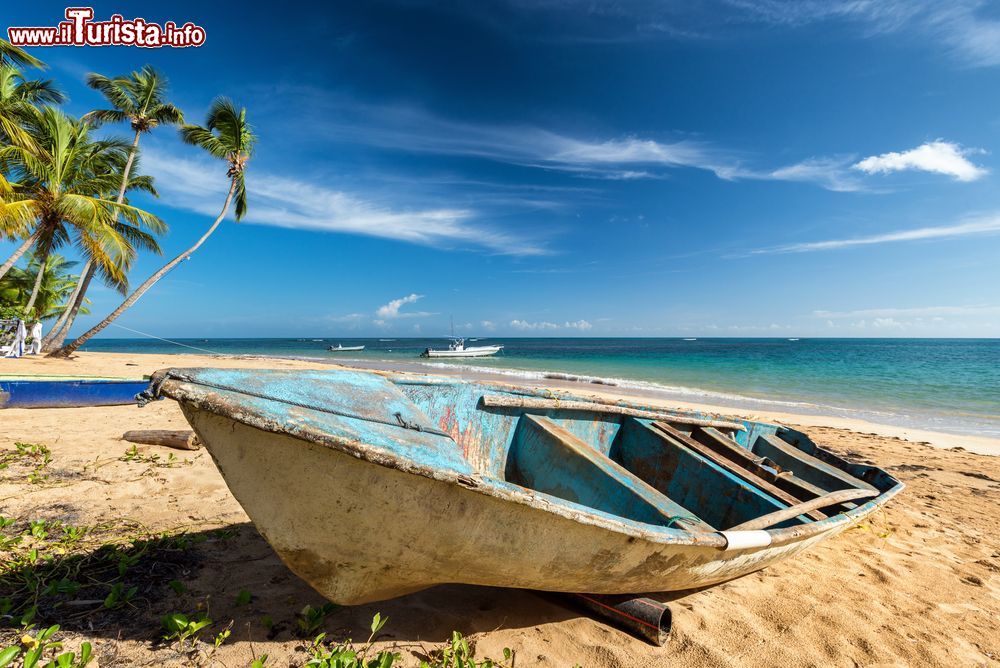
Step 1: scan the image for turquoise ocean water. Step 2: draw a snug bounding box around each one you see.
[79,337,1000,438]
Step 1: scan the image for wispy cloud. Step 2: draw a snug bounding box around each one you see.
[853,141,987,181]
[728,0,1000,68]
[749,213,1000,254]
[144,148,548,256]
[509,318,593,331]
[375,293,432,319]
[814,304,1000,318]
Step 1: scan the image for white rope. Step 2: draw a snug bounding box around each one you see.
[107,322,222,355]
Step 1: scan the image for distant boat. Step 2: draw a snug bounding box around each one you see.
[683,338,697,341]
[329,344,365,352]
[145,366,902,605]
[379,339,396,342]
[421,338,502,358]
[788,338,800,342]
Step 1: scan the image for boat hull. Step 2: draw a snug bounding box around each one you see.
[423,347,502,358]
[0,377,148,408]
[181,403,887,604]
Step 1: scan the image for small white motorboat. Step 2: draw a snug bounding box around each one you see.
[421,337,502,358]
[329,344,365,352]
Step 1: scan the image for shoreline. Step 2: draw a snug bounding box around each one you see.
[4,350,999,455]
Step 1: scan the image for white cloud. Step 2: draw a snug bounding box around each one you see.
[853,141,987,181]
[749,213,1000,254]
[480,320,496,331]
[143,148,548,256]
[375,293,431,319]
[510,319,593,331]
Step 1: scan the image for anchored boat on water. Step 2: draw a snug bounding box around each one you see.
[140,367,902,605]
[328,344,365,352]
[421,337,503,358]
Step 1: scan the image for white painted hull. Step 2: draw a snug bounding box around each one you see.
[180,404,891,605]
[424,346,502,358]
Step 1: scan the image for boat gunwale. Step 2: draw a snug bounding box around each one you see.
[150,369,904,551]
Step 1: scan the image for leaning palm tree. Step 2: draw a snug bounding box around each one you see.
[51,98,254,358]
[0,107,164,287]
[46,66,183,349]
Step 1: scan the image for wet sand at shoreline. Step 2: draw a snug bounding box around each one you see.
[1,352,998,666]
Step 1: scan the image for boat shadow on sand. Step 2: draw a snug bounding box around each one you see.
[1,521,697,648]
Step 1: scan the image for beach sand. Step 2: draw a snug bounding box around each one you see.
[1,352,998,666]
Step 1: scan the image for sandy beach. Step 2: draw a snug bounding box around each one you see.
[2,352,999,667]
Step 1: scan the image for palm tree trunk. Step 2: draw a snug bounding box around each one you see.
[42,259,91,348]
[0,228,41,283]
[23,250,48,316]
[50,179,237,358]
[118,130,141,202]
[44,130,141,350]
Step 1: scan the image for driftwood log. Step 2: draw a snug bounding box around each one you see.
[121,429,201,451]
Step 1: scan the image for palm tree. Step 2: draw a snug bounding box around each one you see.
[0,252,88,321]
[0,38,45,70]
[52,98,254,358]
[45,66,183,349]
[0,66,65,148]
[0,107,165,289]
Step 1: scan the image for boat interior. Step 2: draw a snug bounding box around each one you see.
[394,376,898,534]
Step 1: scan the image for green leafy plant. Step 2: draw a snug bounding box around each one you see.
[1,624,93,668]
[0,443,53,484]
[304,614,398,668]
[420,631,515,668]
[118,445,189,470]
[296,603,337,636]
[103,582,137,609]
[249,654,269,668]
[235,589,252,606]
[161,611,213,645]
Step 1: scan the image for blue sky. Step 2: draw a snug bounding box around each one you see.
[3,0,1000,337]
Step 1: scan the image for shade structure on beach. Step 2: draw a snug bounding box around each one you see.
[142,366,903,605]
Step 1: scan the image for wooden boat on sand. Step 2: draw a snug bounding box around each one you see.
[139,367,903,605]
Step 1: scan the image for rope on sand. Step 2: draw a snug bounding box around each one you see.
[107,322,221,356]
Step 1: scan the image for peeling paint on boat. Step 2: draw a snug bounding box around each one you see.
[141,367,903,605]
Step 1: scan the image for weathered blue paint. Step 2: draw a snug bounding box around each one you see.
[614,419,800,529]
[0,377,149,408]
[508,414,703,528]
[142,367,902,539]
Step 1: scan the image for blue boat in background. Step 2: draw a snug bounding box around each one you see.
[141,366,904,606]
[0,376,149,408]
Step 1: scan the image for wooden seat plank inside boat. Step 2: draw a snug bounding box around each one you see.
[687,426,831,501]
[508,414,713,532]
[614,418,797,531]
[652,422,828,521]
[752,433,878,494]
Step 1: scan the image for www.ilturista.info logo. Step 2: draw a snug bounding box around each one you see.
[7,7,206,48]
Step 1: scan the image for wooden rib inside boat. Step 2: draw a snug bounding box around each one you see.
[140,367,904,605]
